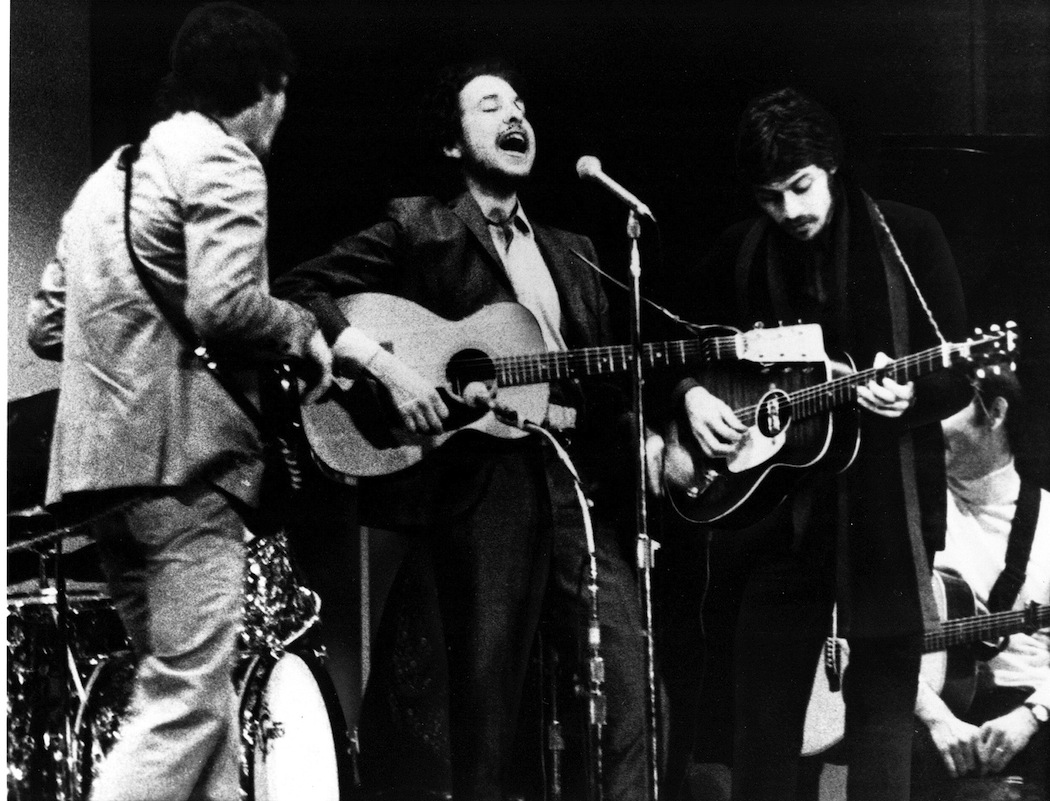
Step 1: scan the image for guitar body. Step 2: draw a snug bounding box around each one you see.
[921,569,980,716]
[302,294,549,479]
[802,571,988,756]
[664,355,860,528]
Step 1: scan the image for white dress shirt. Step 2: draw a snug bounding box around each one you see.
[936,460,1050,709]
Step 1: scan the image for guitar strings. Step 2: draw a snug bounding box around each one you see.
[730,336,1003,424]
[925,605,1049,651]
[421,335,742,385]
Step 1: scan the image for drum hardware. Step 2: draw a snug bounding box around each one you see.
[6,530,113,801]
[67,528,351,801]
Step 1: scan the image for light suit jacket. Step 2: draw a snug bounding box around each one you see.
[27,111,316,507]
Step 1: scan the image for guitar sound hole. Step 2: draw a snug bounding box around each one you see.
[756,389,792,438]
[447,349,496,395]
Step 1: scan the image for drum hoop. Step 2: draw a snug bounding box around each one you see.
[278,590,322,651]
[7,590,112,609]
[238,648,353,801]
[71,652,136,801]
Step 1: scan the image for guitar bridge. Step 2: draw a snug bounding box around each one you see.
[684,468,721,499]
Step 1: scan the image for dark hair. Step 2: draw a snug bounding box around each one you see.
[422,59,526,158]
[735,87,843,186]
[972,368,1025,455]
[159,2,295,117]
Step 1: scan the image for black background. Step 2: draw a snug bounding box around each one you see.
[87,1,1050,484]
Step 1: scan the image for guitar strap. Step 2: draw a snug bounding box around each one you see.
[119,143,269,436]
[734,196,943,632]
[865,192,941,633]
[987,480,1041,612]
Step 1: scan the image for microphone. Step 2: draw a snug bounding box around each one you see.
[575,156,654,220]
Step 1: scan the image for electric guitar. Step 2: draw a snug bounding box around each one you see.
[662,324,1017,528]
[801,569,1050,757]
[300,293,827,479]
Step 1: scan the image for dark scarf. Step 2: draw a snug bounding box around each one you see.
[735,174,903,363]
[734,174,941,636]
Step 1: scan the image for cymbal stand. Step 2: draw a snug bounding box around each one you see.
[7,529,81,801]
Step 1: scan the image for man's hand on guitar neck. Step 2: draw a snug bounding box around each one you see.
[856,351,915,419]
[334,326,449,435]
[682,385,747,458]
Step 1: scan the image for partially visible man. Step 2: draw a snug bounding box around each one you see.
[26,5,331,800]
[656,87,970,800]
[913,370,1049,799]
[276,60,648,801]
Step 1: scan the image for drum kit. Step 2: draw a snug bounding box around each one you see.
[6,508,353,801]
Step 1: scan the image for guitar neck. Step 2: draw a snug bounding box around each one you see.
[737,341,962,426]
[924,604,1050,652]
[493,335,740,386]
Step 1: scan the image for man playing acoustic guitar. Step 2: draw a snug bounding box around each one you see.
[657,87,971,800]
[913,369,1049,799]
[276,61,649,801]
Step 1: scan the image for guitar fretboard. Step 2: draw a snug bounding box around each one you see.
[734,336,1004,427]
[925,603,1050,652]
[492,335,741,387]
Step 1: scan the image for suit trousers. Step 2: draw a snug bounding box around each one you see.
[353,431,649,801]
[730,536,922,801]
[421,434,552,801]
[87,482,245,801]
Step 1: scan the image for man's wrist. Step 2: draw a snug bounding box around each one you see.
[1024,701,1049,728]
[334,326,382,370]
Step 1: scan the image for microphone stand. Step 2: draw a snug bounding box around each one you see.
[627,209,660,801]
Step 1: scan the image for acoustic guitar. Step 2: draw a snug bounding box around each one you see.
[663,324,1017,528]
[300,293,826,479]
[802,569,1050,757]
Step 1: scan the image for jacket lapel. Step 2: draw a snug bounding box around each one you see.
[534,224,588,347]
[450,192,505,272]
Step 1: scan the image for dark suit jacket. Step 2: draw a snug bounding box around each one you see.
[278,193,610,353]
[671,178,971,637]
[276,192,623,528]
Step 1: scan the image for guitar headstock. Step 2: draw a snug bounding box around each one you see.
[737,323,828,363]
[956,322,1018,376]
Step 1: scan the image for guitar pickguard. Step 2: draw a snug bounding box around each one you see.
[725,426,787,473]
[664,355,859,527]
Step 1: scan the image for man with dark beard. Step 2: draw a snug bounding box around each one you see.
[656,87,970,801]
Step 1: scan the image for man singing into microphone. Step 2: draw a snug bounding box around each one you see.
[276,60,649,801]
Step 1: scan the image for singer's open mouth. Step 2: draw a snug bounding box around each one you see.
[498,130,529,153]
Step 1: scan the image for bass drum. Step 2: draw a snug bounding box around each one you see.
[239,650,352,801]
[74,649,351,801]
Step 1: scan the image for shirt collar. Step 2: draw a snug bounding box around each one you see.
[948,458,1021,508]
[484,201,531,236]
